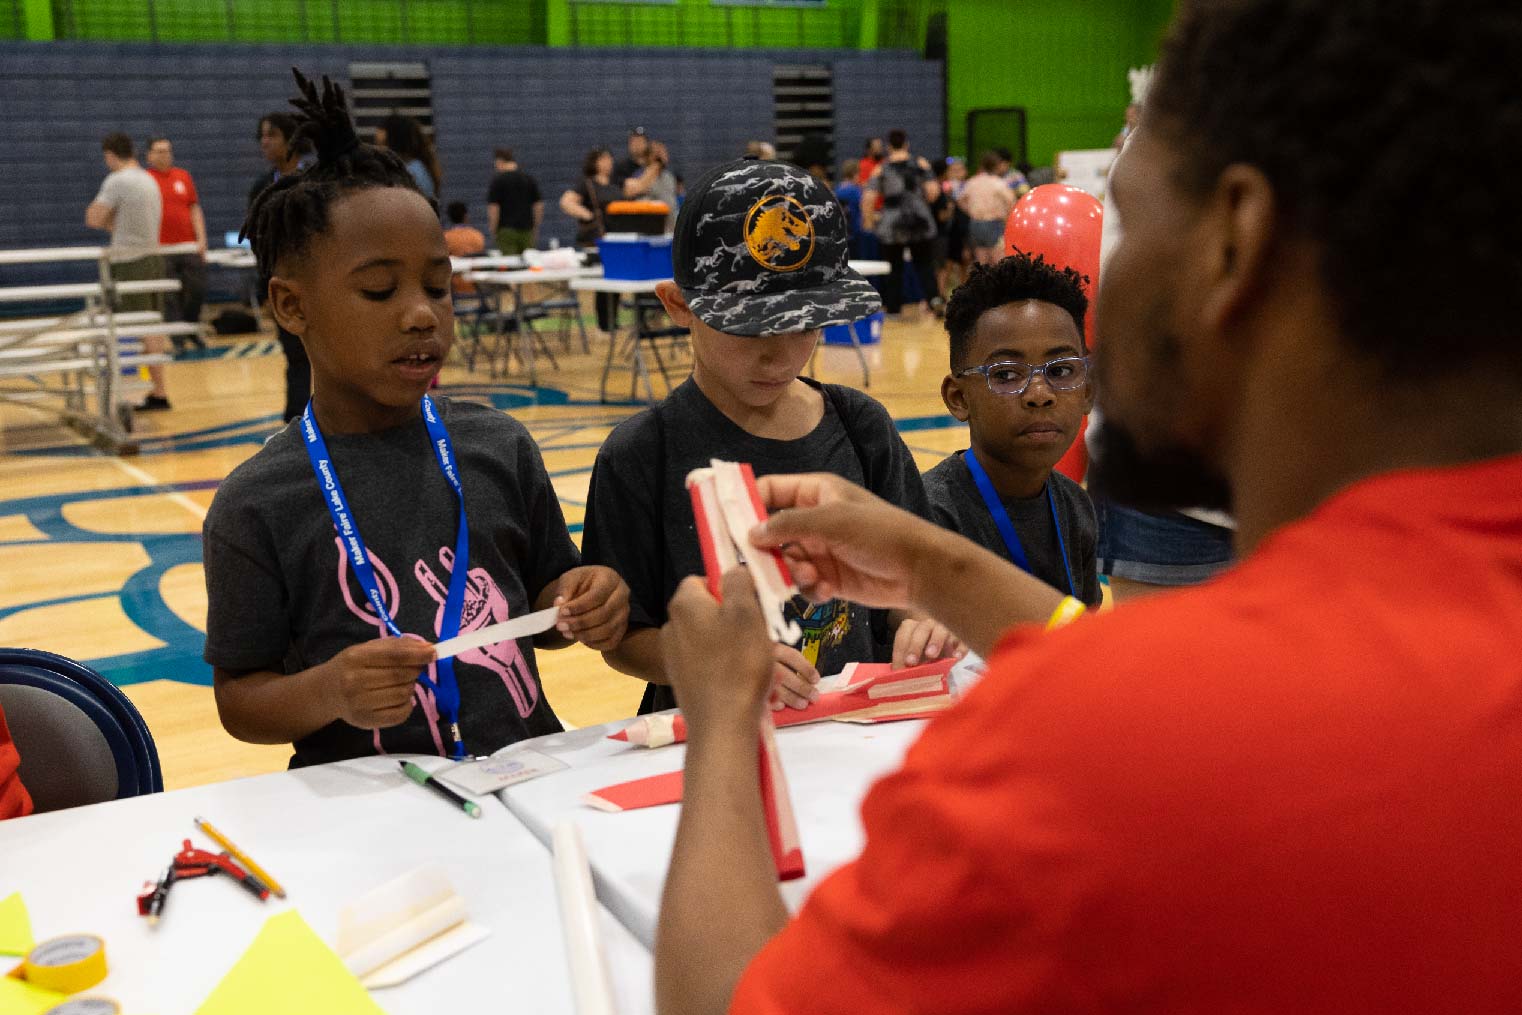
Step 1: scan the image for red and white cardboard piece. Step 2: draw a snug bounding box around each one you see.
[684,459,806,881]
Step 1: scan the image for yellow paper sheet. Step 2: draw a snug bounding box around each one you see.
[0,975,67,1015]
[0,892,33,956]
[193,910,386,1015]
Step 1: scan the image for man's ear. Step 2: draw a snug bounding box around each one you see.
[654,280,695,327]
[941,372,970,423]
[267,275,307,338]
[1198,163,1276,337]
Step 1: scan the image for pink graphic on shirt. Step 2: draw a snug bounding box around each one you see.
[416,545,539,719]
[333,535,445,756]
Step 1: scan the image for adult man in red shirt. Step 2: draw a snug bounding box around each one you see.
[653,0,1522,1012]
[145,136,207,349]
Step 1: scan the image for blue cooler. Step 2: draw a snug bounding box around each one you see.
[822,311,884,346]
[597,234,674,280]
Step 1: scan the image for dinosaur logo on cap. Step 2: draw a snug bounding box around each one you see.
[744,194,815,273]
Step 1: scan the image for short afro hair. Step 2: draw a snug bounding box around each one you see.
[1148,0,1522,379]
[944,254,1088,371]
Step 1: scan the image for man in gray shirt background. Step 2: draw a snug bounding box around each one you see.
[86,132,172,411]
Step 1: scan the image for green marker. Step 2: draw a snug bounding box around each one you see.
[399,760,482,819]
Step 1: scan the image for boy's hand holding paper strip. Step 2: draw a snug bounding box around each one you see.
[685,459,806,882]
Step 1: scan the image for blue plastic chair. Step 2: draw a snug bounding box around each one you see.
[0,648,162,812]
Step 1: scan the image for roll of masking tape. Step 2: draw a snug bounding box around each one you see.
[20,935,108,994]
[44,1000,121,1015]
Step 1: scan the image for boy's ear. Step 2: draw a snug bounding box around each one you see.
[941,372,970,423]
[654,280,695,327]
[267,275,307,338]
[1080,351,1096,414]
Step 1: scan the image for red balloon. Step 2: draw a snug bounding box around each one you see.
[1003,184,1103,482]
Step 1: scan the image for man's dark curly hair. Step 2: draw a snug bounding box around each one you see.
[242,69,429,278]
[944,254,1088,371]
[1148,0,1522,377]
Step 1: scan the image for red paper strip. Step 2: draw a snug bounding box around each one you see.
[582,770,684,812]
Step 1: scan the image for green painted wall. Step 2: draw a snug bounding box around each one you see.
[947,0,1174,167]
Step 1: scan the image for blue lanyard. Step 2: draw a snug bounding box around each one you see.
[301,396,471,759]
[963,449,1076,597]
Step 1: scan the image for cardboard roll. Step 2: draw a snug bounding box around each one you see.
[45,1000,120,1015]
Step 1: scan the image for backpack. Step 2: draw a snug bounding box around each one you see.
[877,160,937,244]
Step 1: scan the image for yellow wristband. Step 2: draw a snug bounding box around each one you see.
[1044,596,1087,631]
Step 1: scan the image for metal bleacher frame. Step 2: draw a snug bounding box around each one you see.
[0,242,202,454]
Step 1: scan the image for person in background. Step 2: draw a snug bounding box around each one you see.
[443,201,485,295]
[995,147,1032,197]
[857,136,884,184]
[250,112,312,423]
[623,137,679,231]
[864,129,943,318]
[250,111,309,208]
[0,702,32,820]
[485,147,543,255]
[934,157,968,299]
[376,114,442,202]
[960,151,1017,265]
[86,132,171,412]
[834,158,876,261]
[613,126,652,186]
[144,136,208,350]
[560,148,623,332]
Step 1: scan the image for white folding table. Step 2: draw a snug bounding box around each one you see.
[0,754,653,1014]
[499,717,925,947]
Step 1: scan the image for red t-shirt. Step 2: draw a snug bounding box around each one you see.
[148,166,199,245]
[0,705,33,820]
[733,454,1522,1013]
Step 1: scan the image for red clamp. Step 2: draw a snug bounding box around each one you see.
[136,838,271,924]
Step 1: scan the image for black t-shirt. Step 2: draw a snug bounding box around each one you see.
[202,397,576,766]
[580,376,930,713]
[923,451,1102,607]
[486,169,542,231]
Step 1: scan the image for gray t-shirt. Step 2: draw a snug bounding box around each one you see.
[202,397,576,767]
[924,451,1102,607]
[580,376,930,714]
[93,165,162,258]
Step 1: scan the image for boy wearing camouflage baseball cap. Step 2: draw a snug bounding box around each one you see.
[580,157,958,716]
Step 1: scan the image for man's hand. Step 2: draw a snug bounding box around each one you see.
[663,569,774,738]
[751,472,935,610]
[769,643,821,711]
[554,565,630,651]
[323,636,435,729]
[892,616,965,669]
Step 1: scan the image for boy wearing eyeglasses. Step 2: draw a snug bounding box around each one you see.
[925,253,1102,606]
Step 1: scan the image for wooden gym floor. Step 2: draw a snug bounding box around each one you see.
[0,308,971,789]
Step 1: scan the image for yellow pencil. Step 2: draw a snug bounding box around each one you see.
[194,816,287,899]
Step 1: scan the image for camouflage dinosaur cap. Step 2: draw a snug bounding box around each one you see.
[672,157,881,337]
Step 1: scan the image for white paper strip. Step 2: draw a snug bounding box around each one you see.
[552,821,618,1015]
[434,606,560,661]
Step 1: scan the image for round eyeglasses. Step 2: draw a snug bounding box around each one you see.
[954,356,1090,397]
